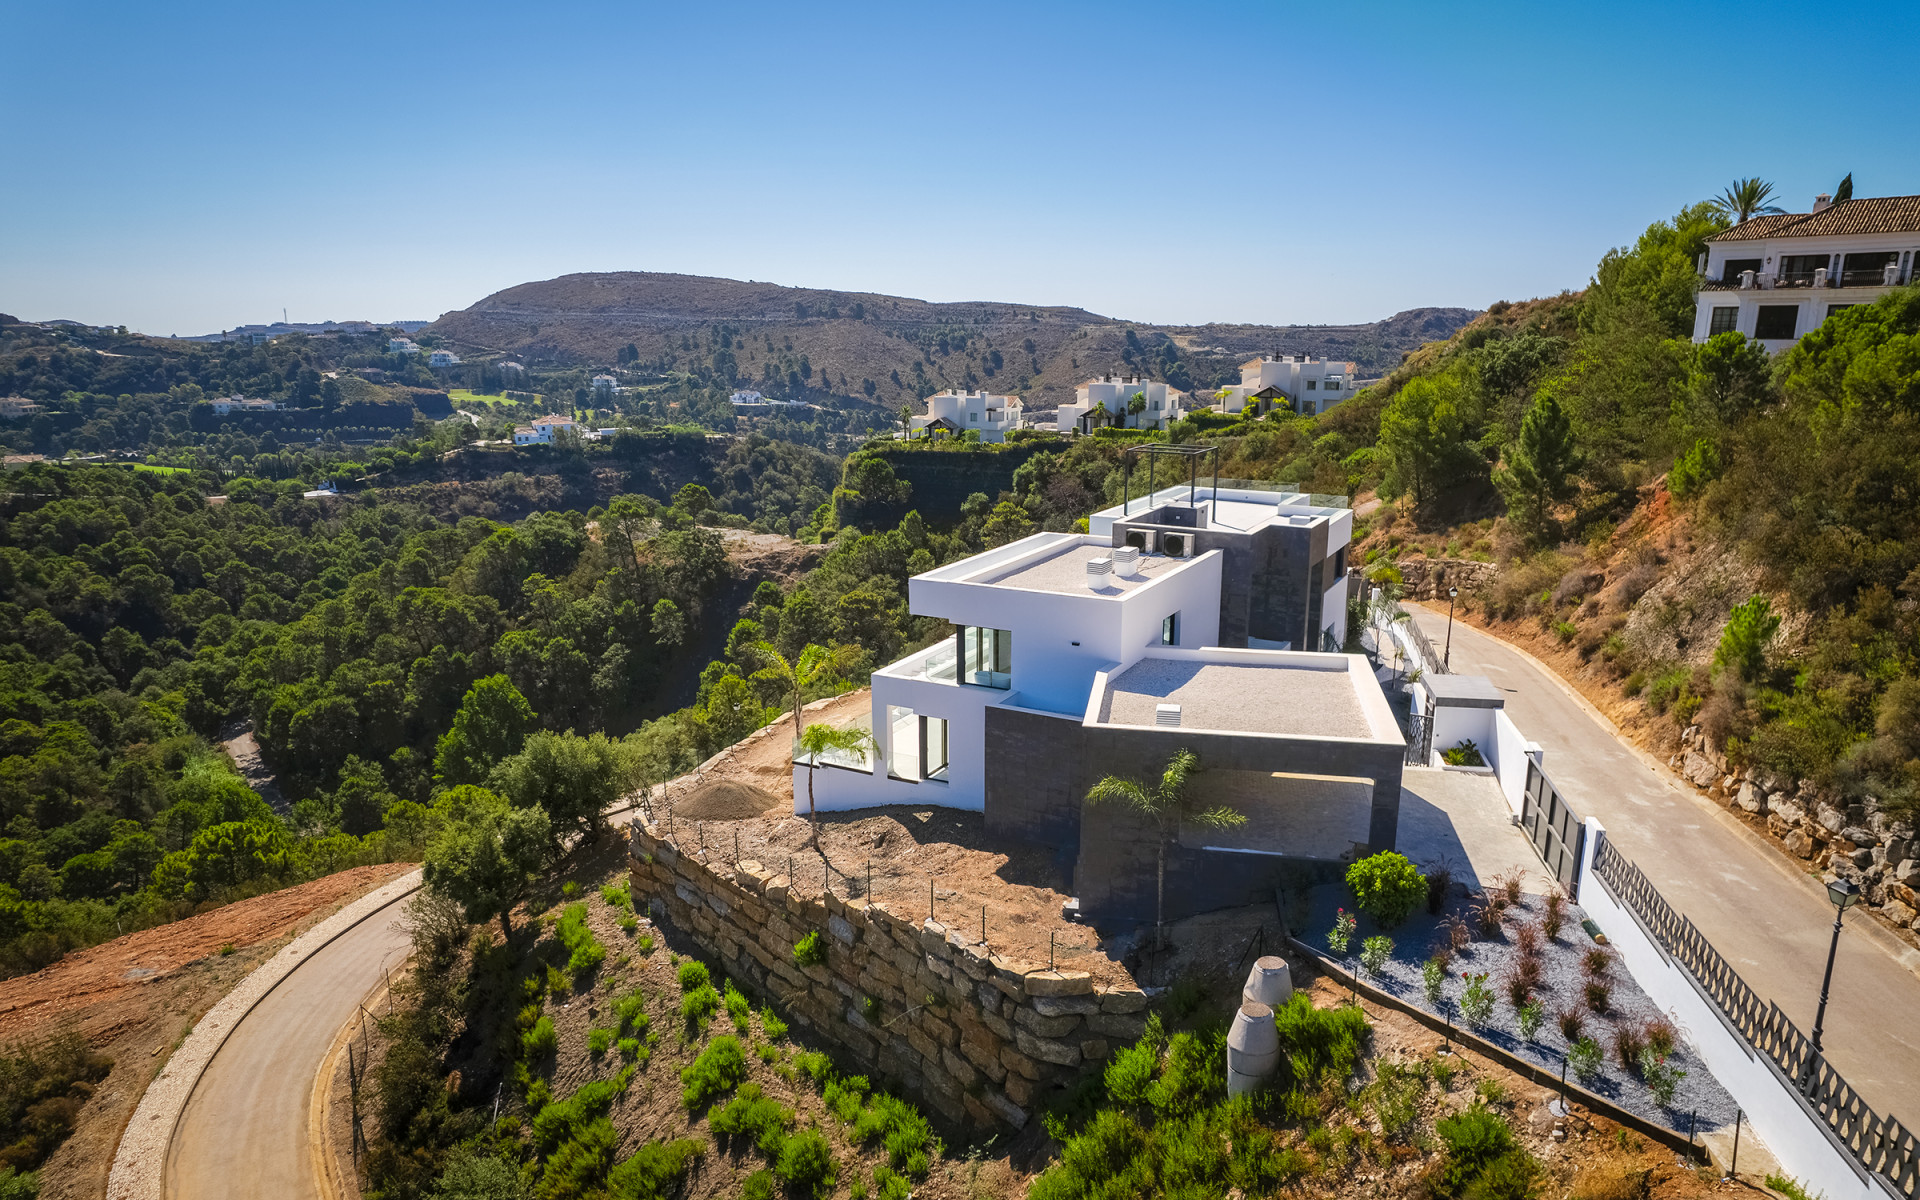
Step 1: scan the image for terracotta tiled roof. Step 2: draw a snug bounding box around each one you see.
[1711,196,1920,242]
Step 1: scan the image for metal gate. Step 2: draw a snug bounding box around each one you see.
[1520,758,1586,897]
[1403,708,1433,766]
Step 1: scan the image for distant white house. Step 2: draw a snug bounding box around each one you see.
[592,374,619,396]
[514,413,579,446]
[1214,355,1360,417]
[499,360,526,376]
[209,395,277,416]
[729,390,766,405]
[908,389,1023,442]
[1056,375,1188,433]
[730,390,815,410]
[1692,192,1920,353]
[389,338,421,355]
[0,398,42,420]
[429,349,461,368]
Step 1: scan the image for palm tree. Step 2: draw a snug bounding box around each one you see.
[1710,177,1786,224]
[796,722,878,846]
[1085,748,1247,950]
[748,641,848,739]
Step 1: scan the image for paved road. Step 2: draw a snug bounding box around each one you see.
[165,893,412,1200]
[1407,606,1920,1124]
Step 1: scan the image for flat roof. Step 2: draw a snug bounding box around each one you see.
[1423,674,1503,707]
[975,540,1195,596]
[1097,657,1369,738]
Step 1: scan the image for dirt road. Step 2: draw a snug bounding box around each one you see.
[1406,604,1920,1126]
[163,889,414,1200]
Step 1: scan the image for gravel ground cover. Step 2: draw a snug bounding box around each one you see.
[1304,881,1739,1133]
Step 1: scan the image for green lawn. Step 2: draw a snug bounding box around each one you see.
[449,389,535,407]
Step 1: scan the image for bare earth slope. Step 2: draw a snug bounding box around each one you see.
[425,270,1478,409]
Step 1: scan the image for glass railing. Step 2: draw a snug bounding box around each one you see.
[795,714,874,771]
[922,642,957,682]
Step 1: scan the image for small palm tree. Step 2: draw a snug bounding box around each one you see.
[1085,748,1246,949]
[796,722,878,845]
[1710,177,1785,224]
[748,641,848,739]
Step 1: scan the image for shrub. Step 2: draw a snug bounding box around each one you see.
[531,1079,618,1155]
[1345,852,1426,928]
[1425,860,1454,914]
[1764,1174,1821,1200]
[1502,969,1532,1009]
[1639,1049,1686,1108]
[1460,972,1494,1025]
[1714,596,1780,683]
[1422,956,1447,1006]
[1442,740,1486,767]
[793,929,827,967]
[1542,889,1566,940]
[759,1005,788,1041]
[1584,980,1611,1014]
[1443,913,1471,950]
[1103,1041,1156,1107]
[1360,935,1394,976]
[0,1171,37,1200]
[1557,1008,1585,1042]
[680,1036,745,1110]
[776,1128,838,1198]
[1274,994,1369,1089]
[1645,1017,1677,1059]
[740,1168,776,1200]
[855,1093,936,1175]
[521,1015,557,1060]
[1491,869,1525,907]
[613,990,649,1035]
[723,981,752,1033]
[588,1028,613,1056]
[1471,899,1503,939]
[600,882,630,909]
[1613,1022,1647,1071]
[870,1166,912,1200]
[680,985,720,1037]
[1569,1036,1604,1082]
[556,902,606,976]
[561,881,581,898]
[617,1037,642,1062]
[676,960,710,991]
[1326,907,1357,954]
[1512,921,1541,958]
[1436,1106,1515,1195]
[604,1138,704,1200]
[636,933,655,955]
[824,1074,870,1124]
[1517,999,1545,1041]
[711,1083,796,1157]
[1583,947,1614,977]
[0,1034,113,1172]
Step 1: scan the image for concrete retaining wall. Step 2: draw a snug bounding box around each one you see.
[627,822,1146,1131]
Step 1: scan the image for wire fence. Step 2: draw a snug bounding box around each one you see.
[1593,837,1917,1197]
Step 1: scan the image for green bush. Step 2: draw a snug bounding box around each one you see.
[1569,1036,1604,1082]
[1763,1174,1822,1200]
[739,1168,776,1200]
[710,1083,795,1157]
[556,903,606,976]
[870,1166,912,1200]
[0,1170,37,1200]
[532,1079,618,1155]
[605,1137,704,1200]
[679,1036,745,1110]
[793,930,826,967]
[617,1037,643,1062]
[1436,1106,1516,1195]
[775,1128,838,1198]
[1273,993,1368,1088]
[1103,1040,1157,1106]
[792,1051,834,1086]
[588,1028,613,1056]
[679,985,720,1037]
[521,1015,557,1060]
[1345,852,1426,928]
[0,1034,113,1172]
[759,1005,788,1041]
[1441,740,1486,767]
[723,981,752,1033]
[1360,935,1394,976]
[613,990,649,1035]
[676,960,710,991]
[824,1074,870,1124]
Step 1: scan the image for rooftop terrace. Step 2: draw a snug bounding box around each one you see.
[977,539,1196,596]
[1095,655,1374,739]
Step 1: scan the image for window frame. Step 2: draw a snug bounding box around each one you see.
[1708,306,1740,336]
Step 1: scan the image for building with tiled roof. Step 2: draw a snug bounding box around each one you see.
[1212,355,1360,418]
[1694,192,1920,352]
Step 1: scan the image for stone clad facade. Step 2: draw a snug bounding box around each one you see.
[627,821,1147,1130]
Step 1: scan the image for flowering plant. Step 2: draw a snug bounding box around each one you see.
[1459,971,1495,1025]
[1327,907,1358,955]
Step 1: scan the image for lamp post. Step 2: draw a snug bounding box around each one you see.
[1443,586,1459,671]
[1809,877,1863,1058]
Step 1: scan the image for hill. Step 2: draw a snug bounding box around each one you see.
[423,271,1478,412]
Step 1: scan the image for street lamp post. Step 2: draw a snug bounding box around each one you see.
[1443,586,1459,671]
[1808,877,1862,1066]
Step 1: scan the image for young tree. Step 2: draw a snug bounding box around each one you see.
[1378,375,1476,518]
[489,731,629,845]
[422,791,550,941]
[1687,331,1773,427]
[1493,389,1579,542]
[795,722,878,848]
[1833,172,1853,203]
[748,642,845,741]
[434,675,536,786]
[1714,596,1780,683]
[1084,749,1246,949]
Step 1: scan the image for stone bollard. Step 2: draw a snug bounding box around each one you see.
[1226,1002,1279,1097]
[1242,956,1292,1009]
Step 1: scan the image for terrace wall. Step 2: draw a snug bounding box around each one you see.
[627,821,1148,1133]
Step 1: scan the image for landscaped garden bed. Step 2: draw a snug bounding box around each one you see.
[1301,855,1739,1134]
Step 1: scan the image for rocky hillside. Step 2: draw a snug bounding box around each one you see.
[424,271,1477,411]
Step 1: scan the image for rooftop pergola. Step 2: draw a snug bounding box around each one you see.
[1119,442,1220,519]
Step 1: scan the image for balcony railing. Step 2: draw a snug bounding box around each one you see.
[1703,265,1906,291]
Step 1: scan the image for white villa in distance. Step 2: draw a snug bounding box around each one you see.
[512,413,579,445]
[429,349,462,368]
[1056,375,1188,433]
[1693,193,1920,353]
[1215,355,1360,417]
[908,389,1023,441]
[388,337,421,355]
[208,395,276,415]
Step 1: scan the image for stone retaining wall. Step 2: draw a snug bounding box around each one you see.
[1391,556,1499,601]
[1669,727,1920,937]
[627,822,1147,1132]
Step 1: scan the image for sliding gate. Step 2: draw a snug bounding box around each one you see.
[1519,758,1586,897]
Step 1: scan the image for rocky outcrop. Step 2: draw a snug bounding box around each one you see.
[627,822,1145,1131]
[1668,727,1920,937]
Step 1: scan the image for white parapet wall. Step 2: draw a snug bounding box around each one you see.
[1487,709,1537,817]
[1577,818,1900,1200]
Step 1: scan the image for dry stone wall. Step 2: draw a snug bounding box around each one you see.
[627,821,1147,1132]
[1669,726,1920,936]
[1391,556,1499,601]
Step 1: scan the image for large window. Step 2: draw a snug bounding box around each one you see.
[1721,257,1762,283]
[1754,305,1799,340]
[1779,253,1830,285]
[1708,306,1739,335]
[958,625,1011,689]
[1161,612,1179,646]
[887,708,949,782]
[1841,251,1898,288]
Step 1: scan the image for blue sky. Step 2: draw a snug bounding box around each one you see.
[3,0,1916,336]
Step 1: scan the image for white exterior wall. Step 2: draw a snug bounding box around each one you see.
[1577,821,1896,1200]
[913,390,1022,442]
[1063,379,1186,430]
[1694,231,1919,352]
[1218,357,1360,415]
[1487,709,1537,816]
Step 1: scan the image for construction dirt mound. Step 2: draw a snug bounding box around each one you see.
[673,779,784,821]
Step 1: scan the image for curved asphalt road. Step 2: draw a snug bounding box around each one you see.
[165,892,413,1200]
[1408,605,1920,1123]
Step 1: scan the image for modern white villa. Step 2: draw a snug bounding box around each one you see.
[208,395,276,415]
[908,389,1023,441]
[791,471,1403,919]
[429,349,462,368]
[1692,193,1920,352]
[1056,375,1189,433]
[512,413,579,445]
[1214,355,1360,417]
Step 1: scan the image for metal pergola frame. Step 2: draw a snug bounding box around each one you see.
[1120,443,1220,521]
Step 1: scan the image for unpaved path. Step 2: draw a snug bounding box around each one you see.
[163,888,415,1200]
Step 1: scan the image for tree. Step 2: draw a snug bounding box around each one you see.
[1833,172,1853,203]
[422,791,550,941]
[1493,389,1579,543]
[980,501,1036,548]
[1084,749,1245,949]
[1687,331,1773,427]
[795,723,878,847]
[150,818,292,901]
[489,731,629,844]
[748,642,845,742]
[651,598,687,647]
[1378,375,1476,517]
[1714,596,1780,683]
[434,675,536,786]
[1709,177,1785,224]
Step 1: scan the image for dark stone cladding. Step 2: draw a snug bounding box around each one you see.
[1109,510,1331,650]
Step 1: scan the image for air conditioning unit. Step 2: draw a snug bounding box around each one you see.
[1155,704,1182,727]
[1124,530,1147,552]
[1160,533,1188,558]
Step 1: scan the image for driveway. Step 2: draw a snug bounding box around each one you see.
[164,891,412,1200]
[1405,605,1920,1125]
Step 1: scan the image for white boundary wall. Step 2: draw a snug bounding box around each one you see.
[1487,709,1537,817]
[1577,819,1897,1200]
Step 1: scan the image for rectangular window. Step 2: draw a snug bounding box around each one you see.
[1754,305,1799,341]
[969,411,978,422]
[1708,306,1739,335]
[1305,380,1317,390]
[1826,304,1856,320]
[958,625,1011,689]
[1721,257,1762,283]
[1325,377,1344,390]
[1841,251,1898,287]
[887,705,919,781]
[922,716,949,781]
[1161,612,1179,646]
[1778,253,1830,285]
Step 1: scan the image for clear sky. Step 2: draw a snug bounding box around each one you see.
[4,0,1916,336]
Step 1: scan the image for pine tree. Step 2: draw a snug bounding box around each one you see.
[1495,390,1579,542]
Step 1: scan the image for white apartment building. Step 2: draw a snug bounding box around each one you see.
[389,338,421,355]
[0,398,43,420]
[1215,355,1360,417]
[592,374,618,395]
[1055,375,1188,433]
[513,413,579,445]
[1692,193,1920,353]
[908,389,1023,442]
[429,350,462,368]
